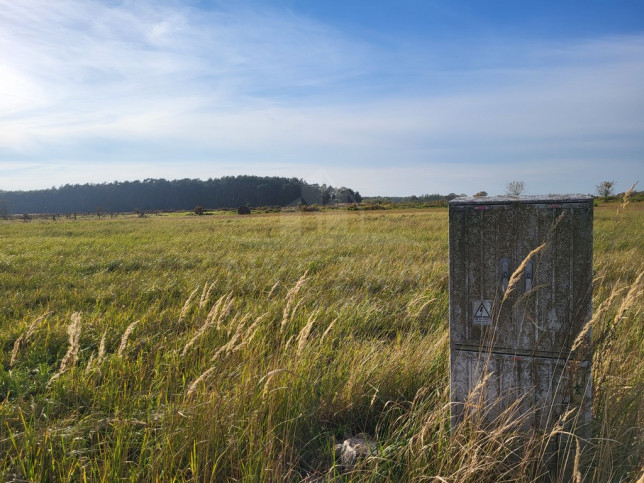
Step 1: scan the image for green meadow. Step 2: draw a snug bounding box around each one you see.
[0,204,642,481]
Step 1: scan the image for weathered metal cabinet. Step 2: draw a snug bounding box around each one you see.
[449,195,593,432]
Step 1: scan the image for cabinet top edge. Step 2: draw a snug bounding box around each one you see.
[449,194,593,205]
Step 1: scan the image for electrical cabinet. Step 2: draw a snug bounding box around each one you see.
[449,195,593,431]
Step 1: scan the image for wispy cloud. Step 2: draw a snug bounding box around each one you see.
[0,0,642,194]
[0,0,371,145]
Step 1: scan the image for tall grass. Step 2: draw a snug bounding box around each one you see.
[0,205,641,481]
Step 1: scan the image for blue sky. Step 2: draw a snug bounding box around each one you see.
[1,0,643,196]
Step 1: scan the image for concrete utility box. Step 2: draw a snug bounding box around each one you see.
[449,195,593,432]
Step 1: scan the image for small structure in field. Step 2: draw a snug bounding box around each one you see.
[449,194,593,437]
[237,205,251,215]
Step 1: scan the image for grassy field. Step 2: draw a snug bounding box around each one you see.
[0,202,642,481]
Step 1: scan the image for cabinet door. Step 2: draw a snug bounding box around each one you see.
[450,349,592,434]
[449,202,592,356]
[449,204,515,348]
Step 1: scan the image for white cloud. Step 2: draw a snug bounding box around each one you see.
[0,0,642,194]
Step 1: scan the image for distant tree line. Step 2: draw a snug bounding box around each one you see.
[0,176,362,215]
[363,193,464,204]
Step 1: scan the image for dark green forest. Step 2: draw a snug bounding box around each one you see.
[0,176,362,215]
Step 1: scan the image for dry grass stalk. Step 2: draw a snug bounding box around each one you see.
[60,312,82,371]
[259,368,292,399]
[206,294,228,327]
[118,320,139,358]
[236,313,267,349]
[573,435,582,483]
[211,313,251,360]
[85,329,109,374]
[594,271,644,358]
[10,312,51,367]
[463,370,494,420]
[570,280,628,355]
[213,294,234,331]
[181,293,234,356]
[407,295,437,317]
[570,318,593,356]
[280,271,308,332]
[260,370,279,399]
[542,410,575,447]
[320,317,338,343]
[370,387,379,407]
[615,181,638,220]
[635,470,644,483]
[296,310,318,357]
[571,275,639,361]
[568,284,629,356]
[283,334,294,351]
[178,286,200,323]
[280,299,303,337]
[10,341,24,365]
[598,271,643,357]
[198,282,209,308]
[227,314,252,355]
[84,353,96,374]
[413,298,437,319]
[549,211,568,235]
[186,366,217,398]
[199,282,208,309]
[614,270,644,321]
[199,282,215,309]
[98,329,107,360]
[503,243,546,301]
[50,312,82,383]
[267,280,280,298]
[593,282,627,318]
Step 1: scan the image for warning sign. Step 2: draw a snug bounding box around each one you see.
[472,300,492,326]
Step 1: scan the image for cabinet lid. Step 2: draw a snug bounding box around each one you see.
[450,194,593,206]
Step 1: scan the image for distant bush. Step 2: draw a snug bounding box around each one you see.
[300,204,321,212]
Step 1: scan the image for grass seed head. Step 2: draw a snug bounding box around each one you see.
[199,281,215,309]
[98,329,107,360]
[179,286,200,323]
[320,317,338,343]
[502,243,546,301]
[182,293,234,357]
[186,366,217,398]
[267,280,280,298]
[280,271,308,332]
[10,312,51,367]
[296,310,318,357]
[49,312,82,383]
[118,320,140,358]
